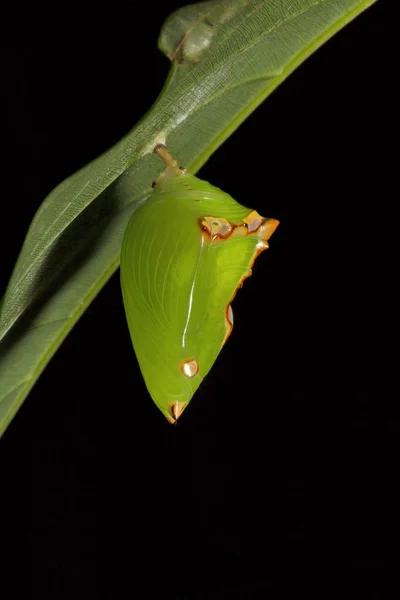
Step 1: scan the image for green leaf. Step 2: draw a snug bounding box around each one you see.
[0,0,377,437]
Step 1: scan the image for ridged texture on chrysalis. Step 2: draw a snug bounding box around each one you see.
[120,146,279,423]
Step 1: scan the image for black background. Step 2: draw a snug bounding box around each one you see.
[0,1,395,598]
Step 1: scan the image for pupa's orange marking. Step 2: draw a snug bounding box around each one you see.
[200,211,279,246]
[201,216,232,240]
[243,210,263,232]
[168,401,188,423]
[201,211,279,349]
[180,359,199,378]
[222,304,234,347]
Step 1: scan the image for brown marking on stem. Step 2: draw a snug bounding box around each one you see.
[153,144,179,168]
[166,10,213,62]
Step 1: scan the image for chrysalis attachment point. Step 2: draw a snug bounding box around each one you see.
[153,145,186,186]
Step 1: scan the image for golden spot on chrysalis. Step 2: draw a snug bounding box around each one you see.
[258,218,280,244]
[199,210,279,349]
[168,402,187,423]
[180,359,199,378]
[244,210,262,232]
[200,212,279,247]
[201,216,232,240]
[222,304,234,348]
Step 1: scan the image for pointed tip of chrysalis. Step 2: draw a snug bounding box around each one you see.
[166,401,187,424]
[256,217,279,244]
[264,218,280,239]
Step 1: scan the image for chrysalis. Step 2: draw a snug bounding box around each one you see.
[120,145,279,423]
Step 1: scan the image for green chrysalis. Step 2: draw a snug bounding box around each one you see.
[120,145,279,423]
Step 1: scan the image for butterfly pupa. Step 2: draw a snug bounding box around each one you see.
[120,145,279,423]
